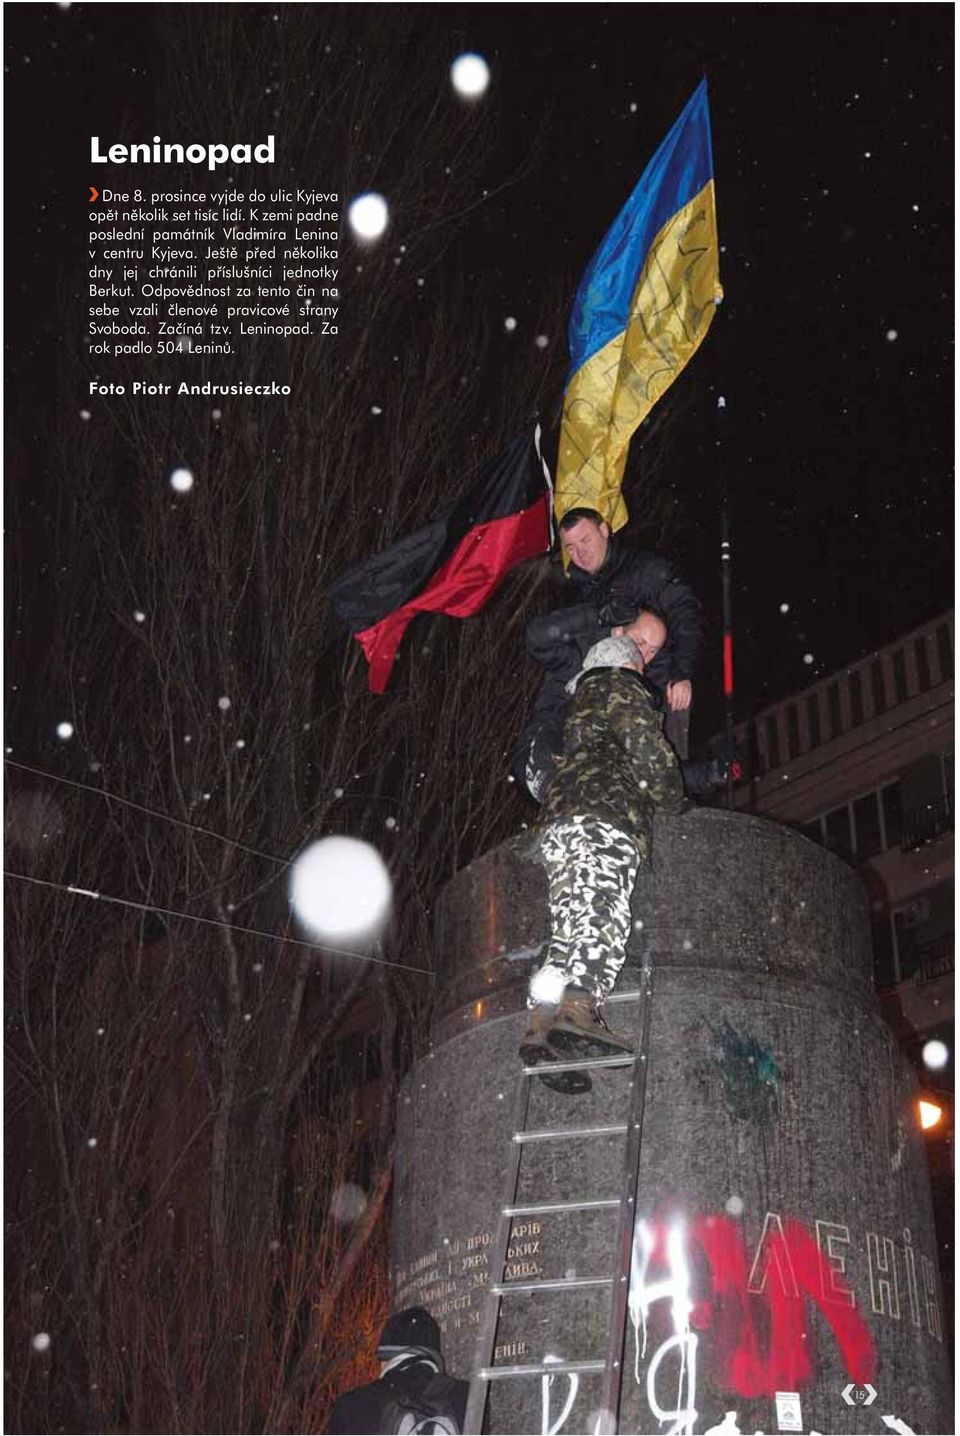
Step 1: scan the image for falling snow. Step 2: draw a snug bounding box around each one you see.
[169,467,194,493]
[348,192,389,241]
[529,964,566,1006]
[450,52,490,99]
[289,835,392,943]
[922,1039,949,1071]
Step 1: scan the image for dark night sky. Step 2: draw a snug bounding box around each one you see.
[5,3,954,743]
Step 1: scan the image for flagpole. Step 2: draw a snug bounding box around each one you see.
[717,395,735,810]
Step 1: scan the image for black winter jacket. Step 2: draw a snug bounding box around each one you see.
[565,537,702,686]
[512,538,701,796]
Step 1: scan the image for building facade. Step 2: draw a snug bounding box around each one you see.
[729,610,954,1337]
[730,609,953,1046]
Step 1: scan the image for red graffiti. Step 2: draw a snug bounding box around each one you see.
[641,1213,876,1399]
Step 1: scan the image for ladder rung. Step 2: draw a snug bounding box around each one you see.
[492,1275,613,1295]
[479,1359,607,1380]
[515,1122,628,1143]
[522,1053,635,1074]
[504,1198,620,1217]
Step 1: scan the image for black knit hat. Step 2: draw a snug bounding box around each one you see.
[377,1306,442,1359]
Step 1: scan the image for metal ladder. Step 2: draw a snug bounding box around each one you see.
[463,964,654,1435]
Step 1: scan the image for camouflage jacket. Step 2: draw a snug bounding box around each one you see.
[538,667,685,847]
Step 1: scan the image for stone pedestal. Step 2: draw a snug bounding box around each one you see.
[393,810,952,1435]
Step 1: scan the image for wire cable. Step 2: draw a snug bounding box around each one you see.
[4,870,433,975]
[5,757,290,869]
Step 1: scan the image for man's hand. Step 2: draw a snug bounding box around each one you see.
[666,679,692,711]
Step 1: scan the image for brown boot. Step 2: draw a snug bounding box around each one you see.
[548,988,634,1059]
[519,1004,591,1094]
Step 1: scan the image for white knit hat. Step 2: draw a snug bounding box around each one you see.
[565,635,642,694]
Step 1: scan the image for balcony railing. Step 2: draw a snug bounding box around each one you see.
[902,795,954,852]
[915,937,955,987]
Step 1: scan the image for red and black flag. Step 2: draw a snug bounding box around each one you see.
[329,427,552,693]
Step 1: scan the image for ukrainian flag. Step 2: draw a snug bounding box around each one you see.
[556,78,722,532]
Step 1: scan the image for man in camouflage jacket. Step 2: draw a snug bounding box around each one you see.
[520,618,684,1092]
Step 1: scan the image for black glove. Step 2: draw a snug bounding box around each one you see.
[707,733,739,765]
[679,756,729,797]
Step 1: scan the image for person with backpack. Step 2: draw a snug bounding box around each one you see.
[328,1306,469,1435]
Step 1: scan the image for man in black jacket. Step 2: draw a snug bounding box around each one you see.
[512,508,702,799]
[328,1306,468,1434]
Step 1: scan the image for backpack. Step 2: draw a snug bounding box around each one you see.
[377,1370,464,1434]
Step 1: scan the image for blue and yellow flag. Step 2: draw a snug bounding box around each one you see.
[556,78,722,532]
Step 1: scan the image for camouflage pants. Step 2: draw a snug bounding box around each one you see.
[534,816,641,1002]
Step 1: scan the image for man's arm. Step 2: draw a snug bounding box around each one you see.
[666,678,693,711]
[525,603,602,670]
[510,680,564,800]
[606,552,702,701]
[652,568,702,684]
[511,604,604,799]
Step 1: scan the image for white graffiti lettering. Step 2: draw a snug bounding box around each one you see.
[629,1219,698,1435]
[540,1356,578,1436]
[702,1414,743,1436]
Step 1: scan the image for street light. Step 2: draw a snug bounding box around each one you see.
[918,1098,945,1131]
